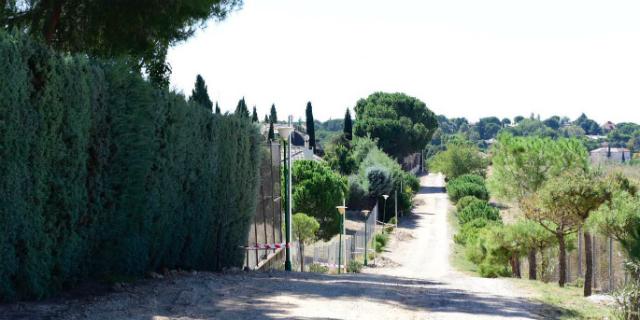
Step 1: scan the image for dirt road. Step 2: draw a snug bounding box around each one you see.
[2,173,551,320]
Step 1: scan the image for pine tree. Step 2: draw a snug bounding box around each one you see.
[189,75,213,112]
[235,97,250,118]
[305,102,316,151]
[344,108,353,140]
[251,106,259,123]
[270,104,278,124]
[215,102,221,114]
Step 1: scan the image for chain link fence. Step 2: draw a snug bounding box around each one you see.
[291,205,379,272]
[521,230,630,292]
[244,142,284,270]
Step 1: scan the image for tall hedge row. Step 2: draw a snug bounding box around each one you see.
[0,32,260,301]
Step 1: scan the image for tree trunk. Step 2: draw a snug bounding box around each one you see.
[43,0,63,44]
[300,243,305,272]
[510,254,521,278]
[584,232,593,296]
[528,249,537,280]
[558,234,567,287]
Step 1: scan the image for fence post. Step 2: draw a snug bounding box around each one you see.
[609,237,613,292]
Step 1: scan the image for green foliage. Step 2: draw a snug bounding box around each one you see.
[454,218,493,246]
[344,109,353,140]
[354,92,438,160]
[446,175,489,203]
[308,263,329,273]
[488,133,588,202]
[457,201,501,225]
[374,233,390,253]
[1,0,241,85]
[326,138,358,175]
[574,113,602,135]
[215,102,221,114]
[293,213,320,245]
[235,97,250,118]
[270,104,278,123]
[292,161,348,241]
[305,102,316,150]
[589,190,640,263]
[428,142,488,179]
[477,117,503,140]
[251,106,259,122]
[189,74,213,111]
[456,196,481,212]
[347,260,363,273]
[0,32,260,301]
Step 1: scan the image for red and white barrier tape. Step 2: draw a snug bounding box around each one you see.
[241,242,290,250]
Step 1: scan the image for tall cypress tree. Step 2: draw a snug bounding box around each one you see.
[305,102,316,151]
[344,108,353,140]
[235,97,249,118]
[251,106,259,122]
[264,114,269,123]
[215,102,221,114]
[268,121,275,141]
[189,74,213,112]
[270,104,278,124]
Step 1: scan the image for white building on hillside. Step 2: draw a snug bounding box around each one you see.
[589,147,631,164]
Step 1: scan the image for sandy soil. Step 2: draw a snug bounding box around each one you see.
[1,174,554,320]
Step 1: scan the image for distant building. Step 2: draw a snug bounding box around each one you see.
[601,121,616,133]
[589,147,631,164]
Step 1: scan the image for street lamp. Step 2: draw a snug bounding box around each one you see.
[362,209,371,266]
[336,205,347,274]
[382,194,389,233]
[277,126,294,271]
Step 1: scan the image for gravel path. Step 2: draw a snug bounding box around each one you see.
[1,173,553,320]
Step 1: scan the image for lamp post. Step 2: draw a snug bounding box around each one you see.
[382,194,389,233]
[336,205,347,274]
[362,209,370,266]
[277,125,294,271]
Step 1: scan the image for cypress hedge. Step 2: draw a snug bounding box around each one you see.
[0,31,260,301]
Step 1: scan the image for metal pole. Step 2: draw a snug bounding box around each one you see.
[394,190,398,230]
[338,214,343,274]
[364,215,368,266]
[284,116,293,272]
[284,137,292,271]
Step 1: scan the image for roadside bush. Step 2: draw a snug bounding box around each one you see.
[428,142,488,179]
[457,201,500,225]
[0,31,261,301]
[375,233,390,253]
[456,196,481,212]
[454,218,493,246]
[347,260,364,273]
[308,264,330,274]
[447,175,489,203]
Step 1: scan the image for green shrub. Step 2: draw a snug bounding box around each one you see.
[374,233,390,253]
[308,264,329,274]
[478,262,510,278]
[457,201,501,225]
[347,260,363,273]
[454,174,486,186]
[454,218,492,246]
[447,178,489,203]
[0,31,261,301]
[456,196,481,212]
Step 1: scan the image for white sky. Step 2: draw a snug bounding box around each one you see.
[168,0,640,123]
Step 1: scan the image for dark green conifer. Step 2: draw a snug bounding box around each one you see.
[305,102,316,151]
[344,108,353,140]
[189,75,213,111]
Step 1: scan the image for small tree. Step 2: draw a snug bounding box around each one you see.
[215,102,221,114]
[429,142,488,180]
[270,104,278,124]
[293,213,320,272]
[344,109,353,140]
[251,106,259,123]
[305,102,316,151]
[268,121,275,141]
[235,97,250,118]
[189,75,213,112]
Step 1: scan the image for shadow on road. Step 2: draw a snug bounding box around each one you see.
[0,271,574,320]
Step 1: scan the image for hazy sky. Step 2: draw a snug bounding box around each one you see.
[168,0,640,123]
